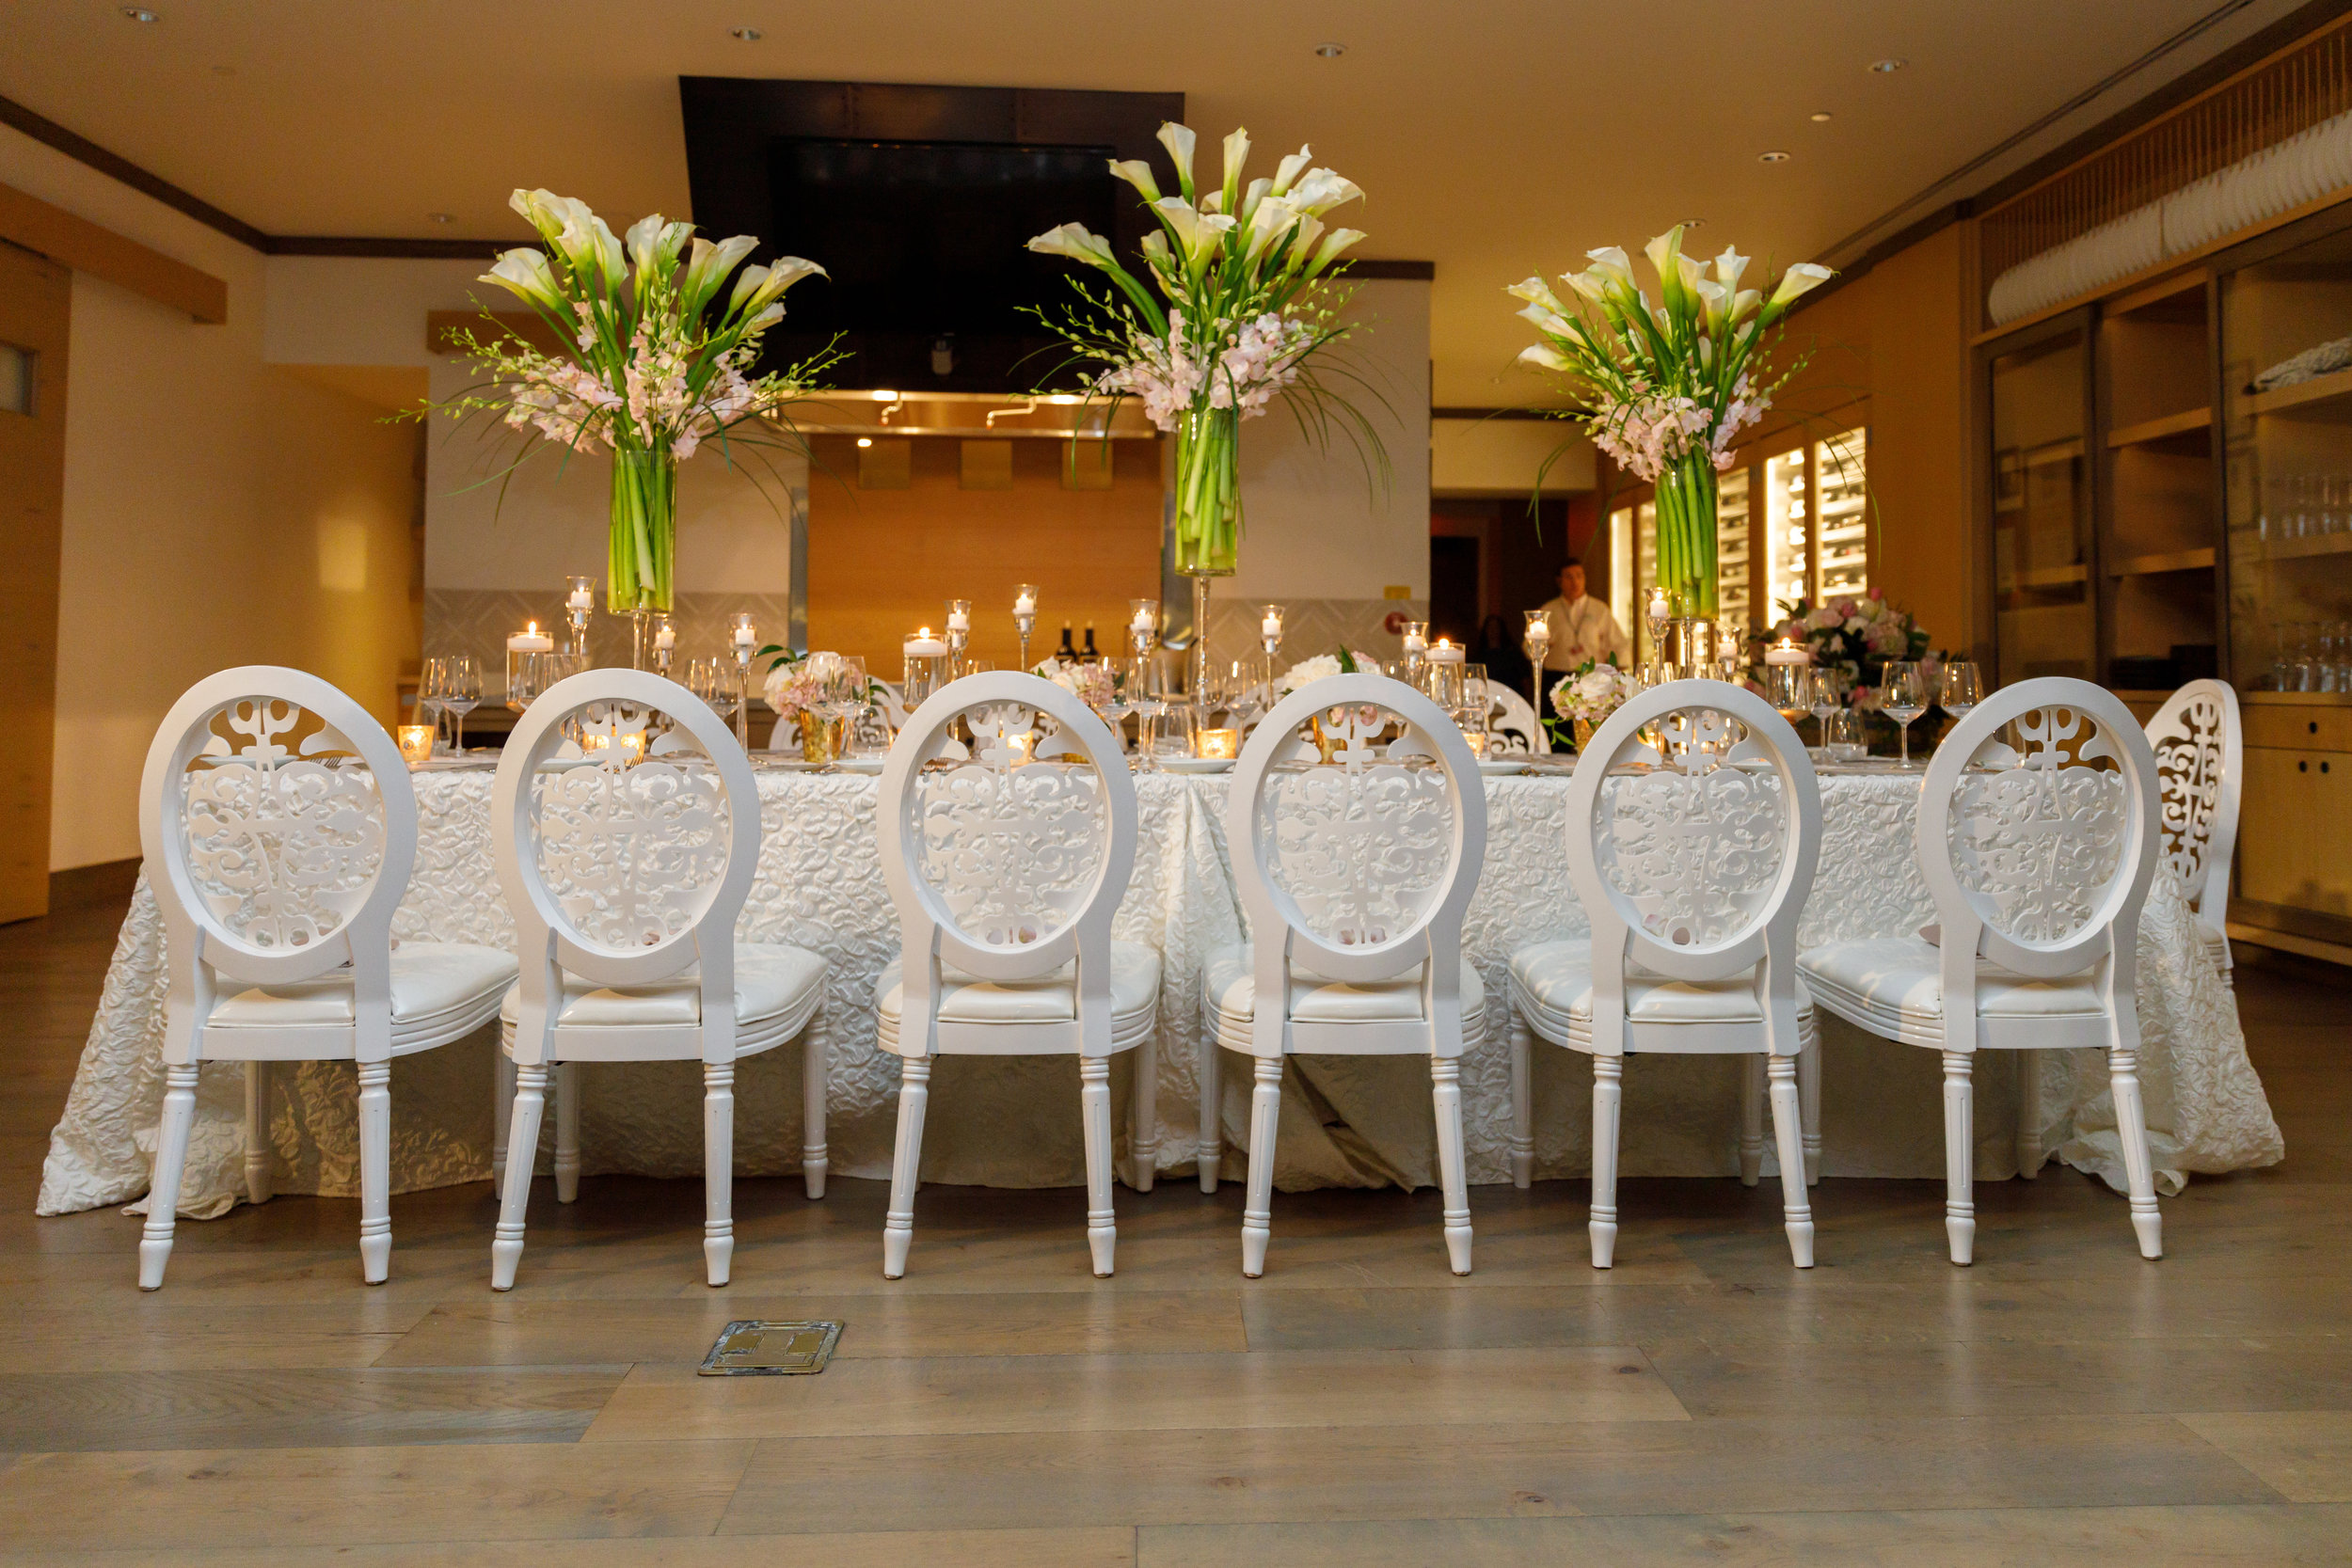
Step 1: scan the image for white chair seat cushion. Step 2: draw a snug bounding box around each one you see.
[1507,939,1765,1032]
[1204,942,1484,1028]
[498,942,828,1029]
[210,942,517,1046]
[1799,937,2106,1040]
[875,940,1163,1026]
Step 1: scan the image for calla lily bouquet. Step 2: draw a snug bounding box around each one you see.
[1027,122,1387,578]
[422,188,841,616]
[1513,227,1832,618]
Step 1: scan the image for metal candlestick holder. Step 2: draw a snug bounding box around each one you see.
[1013,585,1039,673]
[729,612,757,752]
[945,599,972,676]
[1521,609,1551,745]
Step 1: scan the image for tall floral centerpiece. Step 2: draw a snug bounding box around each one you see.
[1512,228,1831,620]
[426,189,837,658]
[1026,124,1384,736]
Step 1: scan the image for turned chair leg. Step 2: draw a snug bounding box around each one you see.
[1127,1033,1158,1194]
[1768,1054,1814,1268]
[1591,1054,1624,1269]
[2016,1050,2043,1180]
[357,1060,392,1285]
[802,1029,829,1201]
[1738,1054,1766,1186]
[243,1060,272,1206]
[1240,1056,1282,1277]
[138,1063,199,1291]
[1507,1014,1534,1190]
[553,1062,581,1204]
[703,1061,735,1287]
[491,1045,515,1191]
[1942,1050,1976,1266]
[1081,1056,1117,1276]
[882,1056,931,1279]
[1799,1019,1822,1187]
[2110,1045,2164,1259]
[1197,1037,1223,1194]
[1432,1056,1473,1275]
[490,1063,548,1291]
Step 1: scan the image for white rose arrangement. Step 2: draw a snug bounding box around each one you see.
[1277,648,1385,695]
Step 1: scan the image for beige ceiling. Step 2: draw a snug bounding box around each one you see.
[2,0,2312,404]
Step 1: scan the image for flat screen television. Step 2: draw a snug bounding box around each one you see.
[678,77,1182,392]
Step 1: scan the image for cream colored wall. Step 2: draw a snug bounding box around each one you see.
[1,125,420,871]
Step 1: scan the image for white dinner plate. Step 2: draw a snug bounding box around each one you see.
[1476,758,1531,776]
[834,756,885,775]
[1161,756,1235,774]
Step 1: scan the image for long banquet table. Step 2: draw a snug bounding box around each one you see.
[39,768,2282,1221]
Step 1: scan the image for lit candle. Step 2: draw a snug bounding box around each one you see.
[1198,727,1240,760]
[904,630,948,657]
[1014,588,1037,617]
[1426,640,1465,663]
[1402,623,1427,655]
[1764,638,1808,666]
[567,584,594,611]
[506,622,553,654]
[731,615,757,653]
[946,606,971,633]
[397,724,435,765]
[654,623,675,652]
[1131,603,1157,632]
[1261,610,1282,640]
[1646,587,1671,626]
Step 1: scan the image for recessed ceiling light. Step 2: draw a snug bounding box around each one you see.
[1314,41,1346,58]
[1870,57,1907,73]
[1758,150,1792,164]
[1679,218,1705,229]
[427,213,454,225]
[729,25,763,40]
[1810,110,1834,122]
[120,6,160,21]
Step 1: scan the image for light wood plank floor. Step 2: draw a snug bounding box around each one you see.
[5,891,2350,1565]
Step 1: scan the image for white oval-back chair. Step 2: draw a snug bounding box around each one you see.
[135,668,516,1289]
[875,672,1160,1279]
[2145,678,2241,988]
[1486,684,1548,755]
[1206,673,1487,1276]
[1799,677,2165,1265]
[1506,681,1823,1268]
[489,670,827,1290]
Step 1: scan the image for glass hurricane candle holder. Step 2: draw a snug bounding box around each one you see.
[564,575,596,668]
[397,724,435,766]
[903,628,949,707]
[1012,584,1040,670]
[945,598,973,673]
[505,621,555,711]
[1127,598,1160,660]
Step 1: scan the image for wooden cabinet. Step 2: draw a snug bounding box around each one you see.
[2238,743,2352,916]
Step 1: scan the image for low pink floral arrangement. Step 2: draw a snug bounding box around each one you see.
[1771,588,1937,707]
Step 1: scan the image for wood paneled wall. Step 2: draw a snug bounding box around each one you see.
[0,241,68,920]
[804,435,1165,673]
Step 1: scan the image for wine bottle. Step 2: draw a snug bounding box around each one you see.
[1055,622,1078,665]
[1081,622,1099,660]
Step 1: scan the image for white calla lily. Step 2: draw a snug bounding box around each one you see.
[1108,159,1160,201]
[1644,227,1684,284]
[1286,167,1362,215]
[1584,246,1633,285]
[1507,276,1567,315]
[680,233,760,309]
[1713,245,1749,293]
[1307,226,1364,272]
[1027,222,1118,268]
[481,247,564,310]
[1767,261,1835,308]
[1156,121,1198,197]
[1152,198,1236,261]
[1517,301,1576,338]
[1518,343,1575,373]
[1221,127,1251,208]
[1272,144,1313,196]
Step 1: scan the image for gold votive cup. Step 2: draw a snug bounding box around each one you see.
[1197,727,1240,760]
[398,724,435,765]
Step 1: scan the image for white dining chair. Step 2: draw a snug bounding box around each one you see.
[2144,678,2241,989]
[1799,677,2165,1264]
[1202,672,1486,1276]
[1504,681,1823,1268]
[488,669,827,1291]
[135,668,516,1290]
[1486,683,1548,755]
[875,672,1160,1278]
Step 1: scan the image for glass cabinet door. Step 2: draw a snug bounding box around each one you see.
[2222,226,2352,693]
[1991,329,2094,681]
[1717,466,1752,626]
[1812,426,1869,601]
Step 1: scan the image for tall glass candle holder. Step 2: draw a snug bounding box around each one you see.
[1259,604,1284,701]
[505,621,555,712]
[648,612,676,677]
[1521,610,1552,744]
[1400,620,1429,691]
[1012,585,1040,672]
[729,612,757,752]
[564,575,596,675]
[902,628,949,708]
[945,598,973,675]
[1424,637,1467,708]
[1127,598,1160,662]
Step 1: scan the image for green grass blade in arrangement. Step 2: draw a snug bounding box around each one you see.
[1512,227,1833,618]
[1025,123,1390,578]
[407,188,843,615]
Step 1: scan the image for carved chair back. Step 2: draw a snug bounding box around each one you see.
[1485,684,1546,755]
[1918,677,2160,1044]
[140,668,416,1064]
[1228,673,1487,1054]
[877,672,1136,1053]
[2143,678,2241,938]
[493,670,759,1059]
[1565,680,1820,1053]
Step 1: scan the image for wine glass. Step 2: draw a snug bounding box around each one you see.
[1936,661,1982,726]
[417,656,446,755]
[1880,660,1926,766]
[441,655,481,755]
[819,655,868,759]
[1806,669,1839,752]
[689,657,738,724]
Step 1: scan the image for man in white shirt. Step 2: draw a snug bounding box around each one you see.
[1534,563,1631,717]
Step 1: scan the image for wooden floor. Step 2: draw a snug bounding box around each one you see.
[4,894,2351,1566]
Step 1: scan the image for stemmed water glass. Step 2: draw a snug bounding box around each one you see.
[1936,661,1982,728]
[819,655,869,760]
[417,657,447,755]
[1880,660,1926,767]
[688,657,739,726]
[440,655,481,755]
[1806,669,1840,754]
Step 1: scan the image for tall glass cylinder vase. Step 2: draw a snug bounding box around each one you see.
[1172,404,1240,751]
[1653,451,1720,619]
[610,449,677,635]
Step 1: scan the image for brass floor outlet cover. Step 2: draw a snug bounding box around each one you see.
[699,1320,843,1375]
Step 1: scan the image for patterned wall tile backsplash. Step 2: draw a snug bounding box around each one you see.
[425,590,796,693]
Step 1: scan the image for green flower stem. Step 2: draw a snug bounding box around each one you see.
[1654,451,1719,618]
[1174,406,1240,575]
[610,448,676,613]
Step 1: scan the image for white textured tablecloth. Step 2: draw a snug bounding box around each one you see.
[38,771,2281,1220]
